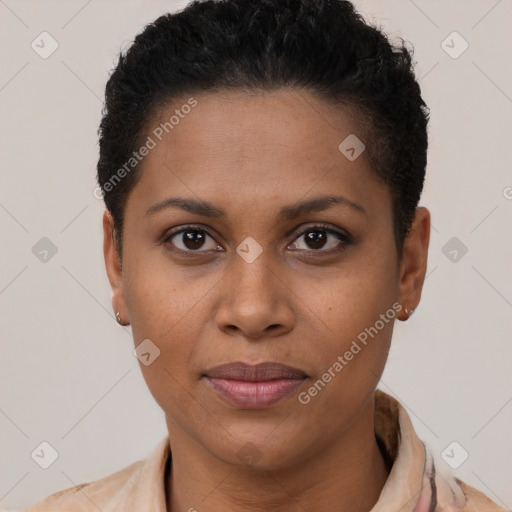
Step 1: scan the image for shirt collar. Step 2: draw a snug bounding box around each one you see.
[370,389,429,512]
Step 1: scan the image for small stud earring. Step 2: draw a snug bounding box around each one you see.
[405,307,414,319]
[115,311,129,326]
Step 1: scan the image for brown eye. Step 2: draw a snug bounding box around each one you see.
[289,225,351,252]
[303,230,329,250]
[165,227,220,252]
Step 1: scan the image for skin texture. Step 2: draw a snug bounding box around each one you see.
[103,89,431,512]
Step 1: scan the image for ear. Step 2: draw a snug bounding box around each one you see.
[103,210,129,323]
[396,207,431,321]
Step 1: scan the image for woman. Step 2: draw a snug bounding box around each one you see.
[25,0,506,510]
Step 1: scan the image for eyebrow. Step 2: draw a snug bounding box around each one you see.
[145,194,366,220]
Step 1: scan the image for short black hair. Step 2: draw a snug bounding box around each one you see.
[97,0,429,259]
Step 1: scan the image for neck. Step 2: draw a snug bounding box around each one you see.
[165,398,389,512]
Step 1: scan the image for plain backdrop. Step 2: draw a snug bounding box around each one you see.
[1,0,511,510]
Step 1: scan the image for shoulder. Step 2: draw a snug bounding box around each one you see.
[455,478,508,512]
[433,466,508,512]
[24,435,171,512]
[23,459,143,511]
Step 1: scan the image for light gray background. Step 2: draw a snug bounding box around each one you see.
[1,0,511,510]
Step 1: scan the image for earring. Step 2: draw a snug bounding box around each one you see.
[404,307,414,319]
[115,311,129,326]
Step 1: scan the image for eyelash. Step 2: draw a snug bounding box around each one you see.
[161,223,352,256]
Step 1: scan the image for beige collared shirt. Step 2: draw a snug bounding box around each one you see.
[23,390,506,511]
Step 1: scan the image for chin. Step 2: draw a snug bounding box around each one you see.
[211,435,305,472]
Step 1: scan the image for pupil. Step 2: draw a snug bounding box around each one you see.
[184,230,205,250]
[306,230,326,249]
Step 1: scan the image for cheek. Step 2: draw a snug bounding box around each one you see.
[123,246,215,339]
[296,291,396,431]
[298,248,398,390]
[125,281,206,425]
[307,252,398,342]
[121,255,208,406]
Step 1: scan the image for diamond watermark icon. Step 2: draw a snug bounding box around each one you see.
[441,441,469,469]
[338,134,365,161]
[237,442,262,465]
[31,31,59,59]
[441,31,469,59]
[134,339,161,366]
[236,236,263,263]
[442,236,468,263]
[31,441,59,469]
[32,237,58,263]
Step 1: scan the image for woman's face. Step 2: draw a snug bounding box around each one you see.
[104,89,429,469]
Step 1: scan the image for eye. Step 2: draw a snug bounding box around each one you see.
[288,223,351,252]
[163,226,222,253]
[162,223,352,255]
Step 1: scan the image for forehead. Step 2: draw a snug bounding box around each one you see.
[128,89,389,218]
[148,89,363,166]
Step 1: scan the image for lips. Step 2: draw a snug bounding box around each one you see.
[204,362,307,409]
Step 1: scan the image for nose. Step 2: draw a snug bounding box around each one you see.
[215,251,295,340]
